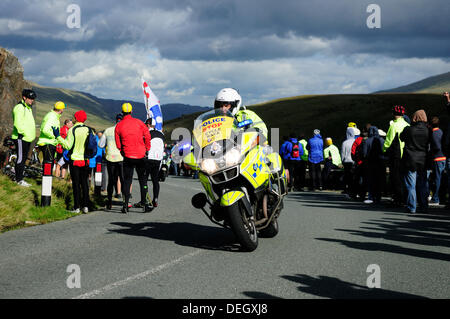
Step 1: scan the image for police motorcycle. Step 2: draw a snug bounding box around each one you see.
[159,151,170,182]
[174,109,287,251]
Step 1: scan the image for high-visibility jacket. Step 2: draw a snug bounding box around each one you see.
[235,109,268,140]
[37,110,61,146]
[324,144,342,167]
[299,139,308,161]
[12,100,36,142]
[100,125,123,163]
[383,117,409,158]
[57,122,90,161]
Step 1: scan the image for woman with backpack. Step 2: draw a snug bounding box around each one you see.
[284,133,303,192]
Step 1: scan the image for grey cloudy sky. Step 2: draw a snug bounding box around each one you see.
[1,0,449,106]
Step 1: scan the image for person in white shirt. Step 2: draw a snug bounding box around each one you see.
[143,118,165,208]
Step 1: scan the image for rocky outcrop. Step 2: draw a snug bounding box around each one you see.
[0,47,32,157]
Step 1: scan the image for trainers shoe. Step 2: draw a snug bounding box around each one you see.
[121,205,128,214]
[364,199,374,204]
[82,207,89,214]
[105,203,112,210]
[429,201,439,206]
[17,180,31,187]
[70,208,81,214]
[114,193,122,199]
[152,198,158,208]
[133,202,145,208]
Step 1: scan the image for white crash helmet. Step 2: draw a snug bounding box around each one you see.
[214,88,242,116]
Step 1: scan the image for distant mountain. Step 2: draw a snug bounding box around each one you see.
[32,83,210,124]
[84,93,211,122]
[375,71,450,93]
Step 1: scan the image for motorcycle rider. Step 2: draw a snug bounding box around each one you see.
[214,88,268,141]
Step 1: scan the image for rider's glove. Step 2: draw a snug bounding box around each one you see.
[52,126,60,138]
[18,134,24,140]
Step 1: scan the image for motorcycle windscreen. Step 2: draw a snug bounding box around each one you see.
[193,116,236,148]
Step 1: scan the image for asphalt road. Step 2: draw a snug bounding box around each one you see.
[0,175,449,299]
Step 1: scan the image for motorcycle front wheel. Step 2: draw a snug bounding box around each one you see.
[259,218,279,238]
[227,201,258,252]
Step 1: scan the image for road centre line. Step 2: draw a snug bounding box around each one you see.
[73,249,203,299]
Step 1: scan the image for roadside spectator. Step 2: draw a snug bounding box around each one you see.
[322,137,342,190]
[37,101,65,174]
[298,134,308,191]
[362,126,385,204]
[11,89,37,187]
[429,116,445,206]
[55,118,73,179]
[279,136,291,187]
[341,127,356,196]
[99,114,124,210]
[400,110,430,214]
[442,92,450,208]
[285,133,303,192]
[306,129,323,191]
[352,125,369,201]
[54,110,91,214]
[115,103,151,213]
[383,105,410,206]
[143,117,165,208]
[88,128,98,187]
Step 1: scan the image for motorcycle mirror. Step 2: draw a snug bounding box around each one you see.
[192,193,208,209]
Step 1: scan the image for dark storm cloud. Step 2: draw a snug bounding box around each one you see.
[1,0,449,60]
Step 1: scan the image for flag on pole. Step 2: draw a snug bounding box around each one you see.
[142,78,163,131]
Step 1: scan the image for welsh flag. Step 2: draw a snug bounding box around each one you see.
[142,78,163,131]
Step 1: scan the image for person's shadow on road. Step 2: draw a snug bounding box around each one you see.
[108,221,242,252]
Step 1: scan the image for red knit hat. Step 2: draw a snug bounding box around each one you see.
[74,110,87,123]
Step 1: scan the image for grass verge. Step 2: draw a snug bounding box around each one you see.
[0,173,105,233]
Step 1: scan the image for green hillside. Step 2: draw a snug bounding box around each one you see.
[376,71,450,94]
[164,93,446,146]
[31,83,114,132]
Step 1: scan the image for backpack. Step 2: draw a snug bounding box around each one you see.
[69,125,97,159]
[291,142,300,158]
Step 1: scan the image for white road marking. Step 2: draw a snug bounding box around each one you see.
[73,249,203,299]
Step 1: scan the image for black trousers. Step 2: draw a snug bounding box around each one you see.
[286,160,299,188]
[367,162,385,202]
[322,160,338,189]
[389,158,404,203]
[123,157,147,206]
[298,160,307,189]
[106,161,124,202]
[343,162,354,193]
[69,163,90,209]
[14,139,31,182]
[144,159,161,200]
[309,162,322,189]
[40,144,56,163]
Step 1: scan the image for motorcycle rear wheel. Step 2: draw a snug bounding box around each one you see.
[227,201,258,252]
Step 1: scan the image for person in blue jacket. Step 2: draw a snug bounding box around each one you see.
[281,133,304,192]
[307,129,324,191]
[279,136,291,186]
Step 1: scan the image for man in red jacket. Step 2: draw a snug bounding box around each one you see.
[115,103,151,213]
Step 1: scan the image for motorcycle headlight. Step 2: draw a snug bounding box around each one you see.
[225,148,241,166]
[201,158,218,174]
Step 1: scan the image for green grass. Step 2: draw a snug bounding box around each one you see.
[164,93,446,146]
[0,173,105,233]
